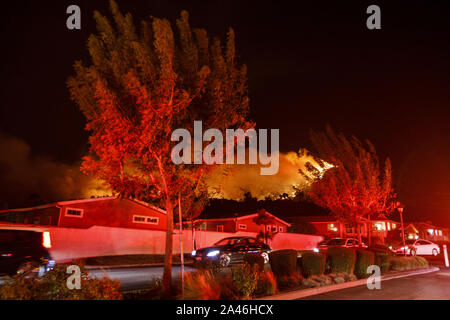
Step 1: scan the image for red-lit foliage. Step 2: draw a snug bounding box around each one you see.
[300,126,398,244]
[67,0,251,294]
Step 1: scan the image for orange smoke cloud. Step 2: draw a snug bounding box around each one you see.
[206,149,327,200]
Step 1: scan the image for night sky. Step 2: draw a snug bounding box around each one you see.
[0,1,449,225]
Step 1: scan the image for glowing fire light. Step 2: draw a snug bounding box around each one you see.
[42,231,52,249]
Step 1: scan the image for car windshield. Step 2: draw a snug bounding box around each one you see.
[215,237,241,246]
[327,239,346,246]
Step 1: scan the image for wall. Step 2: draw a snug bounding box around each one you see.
[0,223,323,262]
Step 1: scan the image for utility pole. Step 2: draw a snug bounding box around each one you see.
[397,203,406,256]
[178,193,184,297]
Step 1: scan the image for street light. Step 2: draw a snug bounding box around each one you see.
[397,202,406,256]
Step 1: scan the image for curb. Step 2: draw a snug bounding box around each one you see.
[257,267,440,300]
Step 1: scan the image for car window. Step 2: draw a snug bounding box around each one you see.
[215,238,240,246]
[247,238,256,244]
[238,238,249,245]
[328,239,346,246]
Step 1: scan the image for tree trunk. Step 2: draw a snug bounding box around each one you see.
[356,221,362,247]
[367,215,372,247]
[162,199,174,297]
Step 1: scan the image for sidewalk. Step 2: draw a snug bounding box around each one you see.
[257,267,440,300]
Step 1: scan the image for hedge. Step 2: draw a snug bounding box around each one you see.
[326,247,357,274]
[244,253,265,271]
[390,256,429,271]
[301,252,326,277]
[354,249,375,279]
[269,249,297,278]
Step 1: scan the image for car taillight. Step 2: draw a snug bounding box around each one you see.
[42,231,52,249]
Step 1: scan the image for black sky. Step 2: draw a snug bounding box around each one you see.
[0,0,449,225]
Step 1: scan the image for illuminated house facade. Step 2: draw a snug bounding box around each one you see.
[182,211,291,234]
[0,197,167,231]
[404,222,449,242]
[291,215,399,240]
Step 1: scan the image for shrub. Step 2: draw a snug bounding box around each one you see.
[301,252,326,277]
[373,252,391,273]
[277,272,303,291]
[192,259,213,270]
[244,253,265,272]
[326,247,356,274]
[269,249,297,278]
[354,250,375,279]
[389,256,429,272]
[0,263,122,300]
[184,270,221,300]
[254,271,277,297]
[231,263,259,298]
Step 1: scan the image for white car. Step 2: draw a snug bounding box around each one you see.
[393,239,440,256]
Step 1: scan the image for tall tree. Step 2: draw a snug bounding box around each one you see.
[67,0,251,294]
[300,126,398,245]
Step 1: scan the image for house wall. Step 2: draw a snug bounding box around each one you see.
[0,223,323,262]
[236,216,288,233]
[58,198,166,231]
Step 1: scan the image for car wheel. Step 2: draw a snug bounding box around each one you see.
[218,254,231,268]
[410,249,416,256]
[432,249,438,256]
[261,252,269,264]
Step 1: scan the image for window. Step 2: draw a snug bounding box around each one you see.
[33,217,40,225]
[279,226,283,232]
[65,208,83,218]
[266,225,271,231]
[392,223,396,229]
[238,224,247,230]
[438,230,442,236]
[133,215,159,225]
[345,224,355,234]
[272,226,277,232]
[217,225,224,232]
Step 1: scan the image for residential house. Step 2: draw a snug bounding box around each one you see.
[0,197,167,231]
[404,222,449,242]
[181,210,291,234]
[289,215,399,241]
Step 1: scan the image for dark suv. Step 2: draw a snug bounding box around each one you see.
[192,236,271,267]
[0,228,55,276]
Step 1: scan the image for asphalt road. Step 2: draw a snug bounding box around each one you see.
[301,269,450,300]
[88,266,196,291]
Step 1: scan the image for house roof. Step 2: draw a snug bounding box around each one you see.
[193,210,291,227]
[287,215,399,224]
[0,197,166,215]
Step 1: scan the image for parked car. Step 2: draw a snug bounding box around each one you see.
[392,239,440,256]
[0,228,55,276]
[191,236,271,267]
[314,237,368,252]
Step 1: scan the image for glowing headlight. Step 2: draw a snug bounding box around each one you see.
[313,248,319,253]
[191,250,196,256]
[207,250,220,257]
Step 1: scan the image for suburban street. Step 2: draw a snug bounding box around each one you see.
[89,265,196,292]
[301,269,450,300]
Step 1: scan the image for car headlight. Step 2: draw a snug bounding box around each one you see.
[207,250,220,257]
[313,248,319,253]
[191,250,196,256]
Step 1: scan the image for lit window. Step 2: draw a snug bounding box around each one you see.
[438,230,442,236]
[392,223,396,229]
[239,224,247,230]
[133,215,159,225]
[65,208,83,218]
[427,229,434,235]
[327,223,335,231]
